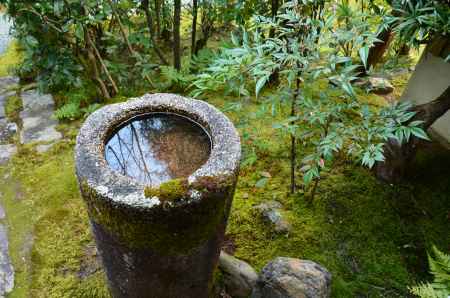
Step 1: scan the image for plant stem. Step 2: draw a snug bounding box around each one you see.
[290,75,301,193]
[310,178,319,202]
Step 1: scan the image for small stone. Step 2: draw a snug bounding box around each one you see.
[251,258,332,298]
[219,251,258,298]
[368,77,394,95]
[254,201,291,233]
[36,143,55,153]
[0,120,17,143]
[260,171,272,178]
[0,144,17,165]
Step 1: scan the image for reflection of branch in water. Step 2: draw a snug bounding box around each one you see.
[130,123,152,185]
[116,131,127,172]
[111,128,152,184]
[107,146,126,174]
[115,131,144,174]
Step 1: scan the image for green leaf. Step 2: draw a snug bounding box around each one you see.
[410,126,430,140]
[359,46,369,69]
[75,24,84,41]
[255,177,269,188]
[25,35,38,47]
[255,76,268,98]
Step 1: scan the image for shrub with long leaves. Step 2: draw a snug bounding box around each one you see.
[192,0,428,199]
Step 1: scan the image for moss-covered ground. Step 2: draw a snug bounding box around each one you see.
[0,41,448,297]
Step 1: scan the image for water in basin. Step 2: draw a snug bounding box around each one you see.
[105,113,211,186]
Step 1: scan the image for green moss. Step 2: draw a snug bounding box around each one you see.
[0,41,22,77]
[0,63,448,297]
[4,94,22,123]
[144,178,189,201]
[0,143,110,297]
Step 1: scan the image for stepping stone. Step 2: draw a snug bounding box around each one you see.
[19,90,62,145]
[0,144,16,165]
[20,116,62,144]
[0,77,19,94]
[20,90,54,116]
[0,224,14,297]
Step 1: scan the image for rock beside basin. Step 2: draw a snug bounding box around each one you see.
[251,258,332,298]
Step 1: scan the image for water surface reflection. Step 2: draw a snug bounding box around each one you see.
[105,113,211,186]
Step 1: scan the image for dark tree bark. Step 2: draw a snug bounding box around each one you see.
[397,43,410,56]
[173,0,181,70]
[154,0,161,39]
[375,86,450,183]
[194,2,214,55]
[142,0,169,65]
[269,0,279,38]
[367,27,393,70]
[191,0,198,57]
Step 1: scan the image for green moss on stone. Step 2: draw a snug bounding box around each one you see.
[144,178,189,201]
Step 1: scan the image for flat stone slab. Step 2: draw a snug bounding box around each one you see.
[0,224,14,297]
[21,90,54,116]
[20,115,62,144]
[19,90,62,144]
[0,77,19,94]
[0,144,16,165]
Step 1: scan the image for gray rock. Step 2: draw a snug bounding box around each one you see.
[20,117,62,144]
[0,76,19,93]
[254,201,291,233]
[36,143,55,153]
[219,251,258,298]
[368,77,394,95]
[251,258,331,298]
[20,90,55,116]
[19,90,62,144]
[0,224,14,297]
[0,203,5,220]
[0,144,16,165]
[0,120,17,144]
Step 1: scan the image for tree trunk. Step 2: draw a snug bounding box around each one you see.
[194,2,213,55]
[173,0,181,70]
[191,0,198,57]
[85,28,119,96]
[155,0,161,39]
[142,0,169,65]
[269,0,279,38]
[375,86,450,183]
[366,26,393,70]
